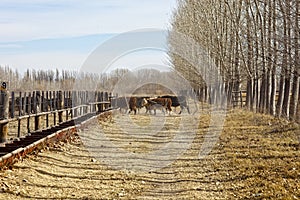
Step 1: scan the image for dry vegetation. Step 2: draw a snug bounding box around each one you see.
[0,108,298,199]
[169,0,300,121]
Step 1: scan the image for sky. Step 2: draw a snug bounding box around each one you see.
[0,0,177,74]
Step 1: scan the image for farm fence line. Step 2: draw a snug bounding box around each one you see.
[0,90,112,143]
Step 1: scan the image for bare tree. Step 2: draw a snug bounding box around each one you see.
[168,0,299,119]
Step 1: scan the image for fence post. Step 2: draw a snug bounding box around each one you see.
[67,91,72,120]
[46,91,49,127]
[34,91,40,131]
[18,92,22,116]
[34,114,40,131]
[17,92,22,138]
[79,91,83,116]
[27,92,32,115]
[100,92,104,112]
[85,91,88,114]
[58,91,63,123]
[104,92,108,110]
[94,91,97,112]
[27,92,31,133]
[240,91,243,108]
[0,89,9,143]
[33,91,37,114]
[11,91,15,118]
[23,92,27,115]
[109,92,112,109]
[41,91,45,112]
[53,91,56,125]
[64,91,68,120]
[97,92,102,113]
[73,91,78,117]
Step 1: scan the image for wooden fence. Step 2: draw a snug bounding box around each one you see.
[0,90,112,143]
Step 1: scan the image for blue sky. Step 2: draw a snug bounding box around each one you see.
[0,0,177,73]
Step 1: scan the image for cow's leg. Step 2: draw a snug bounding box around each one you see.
[167,108,171,116]
[187,106,190,114]
[179,105,184,114]
[145,105,150,114]
[177,106,182,114]
[182,105,190,114]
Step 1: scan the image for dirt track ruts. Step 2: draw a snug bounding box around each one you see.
[0,109,299,199]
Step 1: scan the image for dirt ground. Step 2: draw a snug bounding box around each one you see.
[0,108,299,199]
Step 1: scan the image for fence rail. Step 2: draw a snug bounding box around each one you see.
[0,90,112,143]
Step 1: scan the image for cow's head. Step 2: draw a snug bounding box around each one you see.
[141,98,148,107]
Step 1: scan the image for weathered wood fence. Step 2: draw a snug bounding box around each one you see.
[0,90,112,143]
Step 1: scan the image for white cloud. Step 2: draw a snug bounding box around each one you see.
[0,0,177,42]
[0,0,177,72]
[0,44,23,49]
[0,52,85,73]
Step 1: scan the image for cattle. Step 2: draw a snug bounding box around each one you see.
[128,97,148,114]
[145,97,172,115]
[161,95,190,114]
[135,96,150,113]
[128,97,137,114]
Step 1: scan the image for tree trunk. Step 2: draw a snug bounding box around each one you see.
[269,69,276,115]
[276,74,285,117]
[259,74,266,113]
[282,0,292,119]
[254,78,260,112]
[297,84,300,123]
[293,0,300,122]
[246,78,253,110]
[290,73,299,120]
[269,0,277,116]
[282,76,291,118]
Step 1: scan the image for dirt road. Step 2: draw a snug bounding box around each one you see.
[0,109,299,199]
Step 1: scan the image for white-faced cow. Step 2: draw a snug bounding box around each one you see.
[128,96,148,114]
[136,96,150,113]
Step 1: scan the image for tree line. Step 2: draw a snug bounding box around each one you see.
[0,66,116,91]
[0,66,182,95]
[168,0,299,122]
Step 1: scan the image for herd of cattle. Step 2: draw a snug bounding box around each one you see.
[2,93,190,118]
[112,95,190,115]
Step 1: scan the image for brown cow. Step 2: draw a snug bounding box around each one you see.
[160,95,190,114]
[129,97,148,114]
[128,97,137,114]
[145,97,172,115]
[136,96,150,113]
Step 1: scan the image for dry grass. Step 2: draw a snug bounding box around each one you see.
[0,108,299,199]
